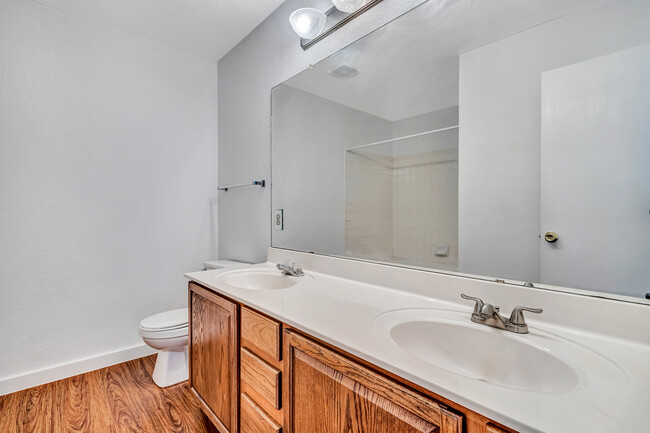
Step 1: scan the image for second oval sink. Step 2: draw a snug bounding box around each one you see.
[217,269,310,290]
[373,309,625,393]
[390,319,578,392]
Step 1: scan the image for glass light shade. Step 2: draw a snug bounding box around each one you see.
[331,0,367,13]
[289,8,327,40]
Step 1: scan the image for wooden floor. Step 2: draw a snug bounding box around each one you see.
[0,356,218,433]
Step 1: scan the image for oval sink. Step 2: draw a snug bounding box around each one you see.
[373,309,625,393]
[391,319,578,392]
[217,269,309,290]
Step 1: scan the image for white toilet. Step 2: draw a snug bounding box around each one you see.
[139,259,249,388]
[139,308,189,388]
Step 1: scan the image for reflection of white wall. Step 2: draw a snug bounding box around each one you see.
[392,106,459,157]
[541,44,650,297]
[272,85,392,255]
[393,106,458,137]
[357,106,459,157]
[458,0,650,283]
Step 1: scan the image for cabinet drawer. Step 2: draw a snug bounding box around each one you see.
[241,393,282,433]
[241,348,281,409]
[242,307,282,361]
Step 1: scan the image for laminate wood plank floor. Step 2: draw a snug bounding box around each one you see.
[0,356,218,433]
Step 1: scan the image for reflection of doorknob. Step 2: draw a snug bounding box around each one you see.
[544,232,559,243]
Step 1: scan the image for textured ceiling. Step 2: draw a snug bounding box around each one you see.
[284,0,604,121]
[31,0,286,60]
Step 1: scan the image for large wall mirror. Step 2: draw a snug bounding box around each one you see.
[271,0,650,303]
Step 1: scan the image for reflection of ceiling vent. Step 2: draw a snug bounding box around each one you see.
[328,64,360,79]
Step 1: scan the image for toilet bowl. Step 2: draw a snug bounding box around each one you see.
[139,308,189,388]
[139,260,251,388]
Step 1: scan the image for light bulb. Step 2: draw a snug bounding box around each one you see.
[331,0,367,13]
[289,8,327,40]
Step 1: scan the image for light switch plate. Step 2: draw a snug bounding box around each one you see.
[273,209,283,230]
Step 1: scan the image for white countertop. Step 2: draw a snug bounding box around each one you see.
[185,251,650,433]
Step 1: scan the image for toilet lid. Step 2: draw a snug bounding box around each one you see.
[139,308,188,331]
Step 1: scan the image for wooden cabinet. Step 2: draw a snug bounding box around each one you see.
[189,283,239,433]
[284,329,463,433]
[188,282,516,433]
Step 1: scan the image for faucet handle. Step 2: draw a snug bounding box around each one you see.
[509,306,543,326]
[461,294,485,316]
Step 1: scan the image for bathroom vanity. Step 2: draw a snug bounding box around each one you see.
[188,276,498,433]
[185,249,650,433]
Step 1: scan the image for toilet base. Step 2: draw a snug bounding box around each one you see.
[152,347,189,388]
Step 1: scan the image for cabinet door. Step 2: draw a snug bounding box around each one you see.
[189,283,239,433]
[284,330,462,433]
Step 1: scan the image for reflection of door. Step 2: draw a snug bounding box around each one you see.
[541,44,650,298]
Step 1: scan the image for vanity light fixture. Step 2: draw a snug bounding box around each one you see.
[289,8,327,40]
[290,0,383,50]
[331,0,368,13]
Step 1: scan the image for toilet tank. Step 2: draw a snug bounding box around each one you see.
[202,260,251,271]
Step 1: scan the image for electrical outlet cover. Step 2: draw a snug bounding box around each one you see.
[273,209,284,230]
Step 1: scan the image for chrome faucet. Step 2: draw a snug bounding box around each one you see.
[461,294,542,334]
[277,261,304,277]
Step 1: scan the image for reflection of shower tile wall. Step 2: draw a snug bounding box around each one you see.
[393,149,458,269]
[345,149,458,269]
[345,152,393,261]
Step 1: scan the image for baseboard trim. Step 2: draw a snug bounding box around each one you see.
[0,344,157,396]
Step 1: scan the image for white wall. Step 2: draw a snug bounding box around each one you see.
[0,0,217,392]
[218,0,428,264]
[458,0,650,282]
[272,85,392,255]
